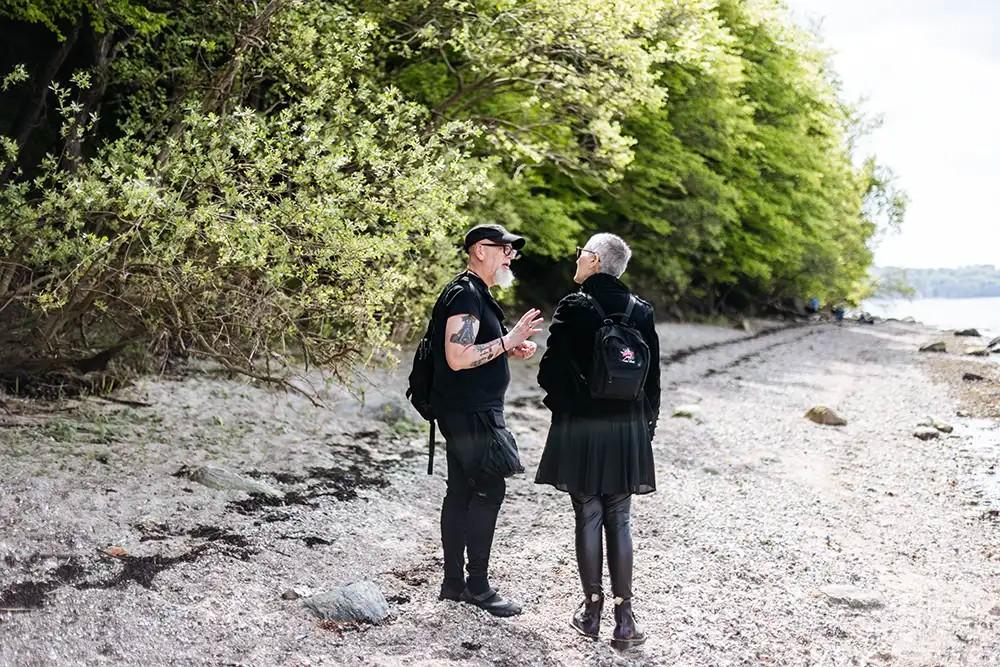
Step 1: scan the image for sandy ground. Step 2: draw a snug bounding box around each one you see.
[1,319,999,666]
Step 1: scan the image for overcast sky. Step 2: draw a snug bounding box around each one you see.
[784,0,999,269]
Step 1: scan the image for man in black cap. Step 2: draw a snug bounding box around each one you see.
[432,223,544,617]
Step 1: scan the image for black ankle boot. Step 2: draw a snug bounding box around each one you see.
[611,598,646,649]
[570,592,603,639]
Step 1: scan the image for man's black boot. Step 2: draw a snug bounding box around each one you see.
[570,592,603,639]
[460,586,522,617]
[611,598,646,650]
[439,578,465,602]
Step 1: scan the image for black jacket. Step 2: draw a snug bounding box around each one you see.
[534,273,660,495]
[537,273,660,427]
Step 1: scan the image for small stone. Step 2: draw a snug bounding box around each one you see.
[176,464,282,498]
[820,585,885,610]
[954,329,981,337]
[913,427,940,441]
[919,342,946,353]
[104,546,128,558]
[281,588,300,600]
[917,417,953,434]
[303,581,390,624]
[672,405,700,419]
[805,406,847,426]
[989,605,1000,617]
[966,348,991,357]
[963,373,986,382]
[957,409,971,417]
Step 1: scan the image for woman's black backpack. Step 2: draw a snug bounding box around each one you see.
[583,293,650,401]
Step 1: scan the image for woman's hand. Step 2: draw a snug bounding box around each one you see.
[509,340,537,359]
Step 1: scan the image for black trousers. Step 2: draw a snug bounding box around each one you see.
[437,410,506,588]
[570,492,633,600]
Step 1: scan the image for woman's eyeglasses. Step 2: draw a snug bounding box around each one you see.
[575,246,598,260]
[481,242,518,259]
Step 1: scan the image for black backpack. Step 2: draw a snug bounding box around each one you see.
[406,275,464,473]
[583,293,650,401]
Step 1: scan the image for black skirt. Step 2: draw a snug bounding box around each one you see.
[534,406,656,496]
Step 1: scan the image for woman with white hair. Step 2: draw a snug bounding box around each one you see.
[535,233,660,649]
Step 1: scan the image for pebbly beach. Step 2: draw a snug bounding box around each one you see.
[1,317,999,666]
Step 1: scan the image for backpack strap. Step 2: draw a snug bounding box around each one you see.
[427,420,436,475]
[622,295,637,325]
[582,292,610,322]
[584,292,639,325]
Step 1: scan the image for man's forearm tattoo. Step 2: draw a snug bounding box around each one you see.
[469,340,502,368]
[449,314,477,345]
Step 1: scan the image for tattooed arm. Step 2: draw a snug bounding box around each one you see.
[443,314,508,371]
[443,308,545,371]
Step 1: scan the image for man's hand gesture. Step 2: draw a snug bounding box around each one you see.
[505,308,544,350]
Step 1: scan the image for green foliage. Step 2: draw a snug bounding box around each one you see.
[0,0,905,390]
[0,0,167,38]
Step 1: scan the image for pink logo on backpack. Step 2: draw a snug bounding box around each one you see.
[620,348,635,363]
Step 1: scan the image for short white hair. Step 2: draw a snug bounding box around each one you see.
[584,233,631,278]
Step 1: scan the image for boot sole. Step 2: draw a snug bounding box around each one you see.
[569,620,598,640]
[610,636,647,651]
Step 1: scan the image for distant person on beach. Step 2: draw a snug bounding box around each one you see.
[429,224,544,617]
[535,233,661,648]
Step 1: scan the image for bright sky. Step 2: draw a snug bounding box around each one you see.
[785,0,999,269]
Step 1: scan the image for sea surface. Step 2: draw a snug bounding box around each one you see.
[863,296,1000,339]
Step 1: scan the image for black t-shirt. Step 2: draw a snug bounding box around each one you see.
[431,272,509,414]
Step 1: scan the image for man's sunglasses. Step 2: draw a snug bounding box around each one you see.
[481,242,519,259]
[575,246,598,260]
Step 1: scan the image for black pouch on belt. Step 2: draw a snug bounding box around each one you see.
[477,410,525,478]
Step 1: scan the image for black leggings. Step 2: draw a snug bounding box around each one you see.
[570,493,633,600]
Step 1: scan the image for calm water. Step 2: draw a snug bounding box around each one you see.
[863,296,1000,339]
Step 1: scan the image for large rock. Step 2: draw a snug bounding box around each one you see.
[178,464,282,497]
[303,581,390,624]
[805,406,847,426]
[988,336,1000,349]
[954,328,981,337]
[913,427,940,441]
[919,342,946,353]
[820,585,884,610]
[966,348,991,357]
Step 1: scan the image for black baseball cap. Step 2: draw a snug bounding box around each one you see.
[463,224,526,252]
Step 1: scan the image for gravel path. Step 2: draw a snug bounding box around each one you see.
[1,320,998,666]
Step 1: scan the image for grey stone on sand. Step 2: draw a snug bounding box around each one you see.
[919,342,946,353]
[954,329,981,337]
[963,372,986,382]
[178,464,282,497]
[820,585,885,610]
[303,581,390,624]
[988,336,1000,349]
[805,406,847,426]
[965,348,991,357]
[917,417,953,434]
[913,427,940,441]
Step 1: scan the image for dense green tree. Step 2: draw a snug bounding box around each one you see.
[0,0,905,393]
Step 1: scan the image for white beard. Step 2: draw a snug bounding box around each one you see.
[494,266,515,289]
